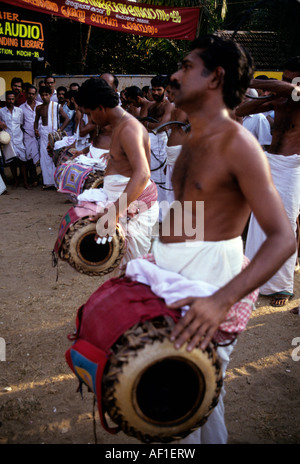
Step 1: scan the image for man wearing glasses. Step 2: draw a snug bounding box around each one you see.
[43,76,58,102]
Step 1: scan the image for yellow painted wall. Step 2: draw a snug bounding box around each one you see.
[254,71,282,80]
[0,71,32,100]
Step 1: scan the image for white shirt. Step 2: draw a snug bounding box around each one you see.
[243,113,272,146]
[0,105,24,148]
[20,101,42,137]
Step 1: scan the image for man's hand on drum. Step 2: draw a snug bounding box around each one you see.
[89,204,118,245]
[168,294,229,351]
[71,150,82,159]
[100,152,110,163]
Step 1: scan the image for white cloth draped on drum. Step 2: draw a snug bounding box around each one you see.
[128,236,255,445]
[77,174,159,266]
[39,102,59,186]
[149,131,168,221]
[245,152,300,295]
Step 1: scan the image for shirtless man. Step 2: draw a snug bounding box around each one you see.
[236,56,300,307]
[141,75,174,220]
[34,87,70,189]
[75,78,158,266]
[145,35,295,444]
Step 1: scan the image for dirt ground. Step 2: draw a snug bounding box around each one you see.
[0,168,299,445]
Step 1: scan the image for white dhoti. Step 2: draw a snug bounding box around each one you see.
[245,153,300,295]
[164,145,182,207]
[23,132,40,164]
[134,236,245,444]
[40,126,56,186]
[0,172,6,194]
[1,141,17,164]
[78,174,159,266]
[39,103,59,186]
[149,132,168,221]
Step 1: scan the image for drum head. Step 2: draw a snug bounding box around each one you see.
[60,218,125,276]
[0,131,11,145]
[102,317,223,443]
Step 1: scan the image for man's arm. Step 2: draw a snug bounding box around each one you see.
[34,106,41,136]
[79,114,96,137]
[145,101,174,131]
[251,78,300,98]
[58,106,70,132]
[169,131,296,351]
[236,77,300,117]
[114,121,150,219]
[93,120,150,239]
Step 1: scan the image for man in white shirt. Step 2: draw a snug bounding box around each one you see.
[45,75,58,102]
[20,85,42,186]
[0,91,30,188]
[242,89,272,149]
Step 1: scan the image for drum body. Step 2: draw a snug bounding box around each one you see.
[54,162,104,200]
[53,146,76,167]
[54,205,126,276]
[102,316,223,443]
[66,278,223,443]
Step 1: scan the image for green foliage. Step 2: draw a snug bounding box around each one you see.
[35,1,300,78]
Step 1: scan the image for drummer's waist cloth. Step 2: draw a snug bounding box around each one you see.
[245,152,300,295]
[125,237,258,344]
[77,174,159,263]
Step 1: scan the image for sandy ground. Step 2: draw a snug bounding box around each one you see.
[0,169,299,446]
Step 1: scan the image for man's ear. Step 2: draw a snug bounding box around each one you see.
[208,66,225,90]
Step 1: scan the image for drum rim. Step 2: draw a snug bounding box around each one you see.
[61,217,126,276]
[103,317,223,442]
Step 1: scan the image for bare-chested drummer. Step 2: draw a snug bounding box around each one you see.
[146,35,295,444]
[75,78,158,266]
[236,56,300,307]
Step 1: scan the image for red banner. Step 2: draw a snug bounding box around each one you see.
[1,0,200,41]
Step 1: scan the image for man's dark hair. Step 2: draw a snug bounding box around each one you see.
[40,86,51,95]
[57,86,67,94]
[191,34,254,109]
[151,75,168,89]
[70,82,80,89]
[65,90,78,100]
[45,75,56,83]
[284,56,300,72]
[75,78,119,109]
[26,84,37,93]
[125,85,143,100]
[6,90,15,98]
[11,77,23,87]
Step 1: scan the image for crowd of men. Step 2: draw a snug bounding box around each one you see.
[1,36,300,445]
